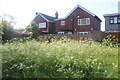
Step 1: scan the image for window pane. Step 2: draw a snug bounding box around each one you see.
[110,20,114,24]
[86,18,90,25]
[78,19,80,25]
[81,18,86,25]
[110,17,114,19]
[39,22,46,28]
[114,17,117,23]
[118,17,120,23]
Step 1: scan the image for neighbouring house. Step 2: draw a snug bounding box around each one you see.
[32,5,102,35]
[104,13,120,32]
[103,13,120,42]
[55,5,102,34]
[32,12,58,34]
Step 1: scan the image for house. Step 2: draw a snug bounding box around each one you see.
[55,5,102,34]
[32,12,58,34]
[103,13,120,32]
[32,5,102,35]
[103,13,120,42]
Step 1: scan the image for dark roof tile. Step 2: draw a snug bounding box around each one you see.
[40,13,55,22]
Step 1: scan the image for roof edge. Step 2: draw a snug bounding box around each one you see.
[104,13,120,17]
[64,5,96,19]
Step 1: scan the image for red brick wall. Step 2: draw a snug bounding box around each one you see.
[49,22,55,34]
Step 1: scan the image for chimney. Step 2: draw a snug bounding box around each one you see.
[55,11,58,19]
[36,12,39,15]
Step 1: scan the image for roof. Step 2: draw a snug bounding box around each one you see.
[55,5,102,22]
[33,12,55,22]
[103,13,120,17]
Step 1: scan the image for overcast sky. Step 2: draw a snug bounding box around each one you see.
[0,0,119,31]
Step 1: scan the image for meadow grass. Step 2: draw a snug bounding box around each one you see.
[0,38,119,78]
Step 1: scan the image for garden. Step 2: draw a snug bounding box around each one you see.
[0,37,119,78]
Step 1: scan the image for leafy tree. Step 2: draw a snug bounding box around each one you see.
[27,22,41,38]
[0,14,18,41]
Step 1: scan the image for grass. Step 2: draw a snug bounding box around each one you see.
[0,37,119,78]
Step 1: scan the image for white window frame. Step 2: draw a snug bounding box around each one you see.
[78,18,90,25]
[67,32,72,34]
[60,21,65,25]
[39,22,46,28]
[77,32,90,34]
[58,32,64,34]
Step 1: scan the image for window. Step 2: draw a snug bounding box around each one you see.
[77,32,90,34]
[60,21,65,25]
[67,32,72,34]
[118,17,120,23]
[110,17,114,24]
[58,32,64,34]
[110,17,120,24]
[78,18,90,25]
[39,22,46,28]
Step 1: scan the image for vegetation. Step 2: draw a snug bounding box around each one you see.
[0,15,19,41]
[26,22,42,38]
[1,37,119,78]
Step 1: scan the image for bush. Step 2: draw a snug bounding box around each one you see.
[1,38,118,78]
[102,35,119,47]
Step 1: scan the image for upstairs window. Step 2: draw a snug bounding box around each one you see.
[39,22,46,28]
[78,18,90,25]
[110,17,120,24]
[60,21,65,25]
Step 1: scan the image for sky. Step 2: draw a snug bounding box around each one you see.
[0,0,119,31]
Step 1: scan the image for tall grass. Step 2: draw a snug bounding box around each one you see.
[0,38,119,78]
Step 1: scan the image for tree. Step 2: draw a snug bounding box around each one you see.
[0,14,18,41]
[27,22,41,38]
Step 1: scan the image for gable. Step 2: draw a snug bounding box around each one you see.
[33,15,47,23]
[55,5,102,22]
[64,5,95,19]
[33,12,55,22]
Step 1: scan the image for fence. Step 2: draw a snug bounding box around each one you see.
[41,31,107,41]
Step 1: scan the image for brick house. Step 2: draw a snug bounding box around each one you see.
[55,5,102,34]
[32,12,58,34]
[32,5,102,34]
